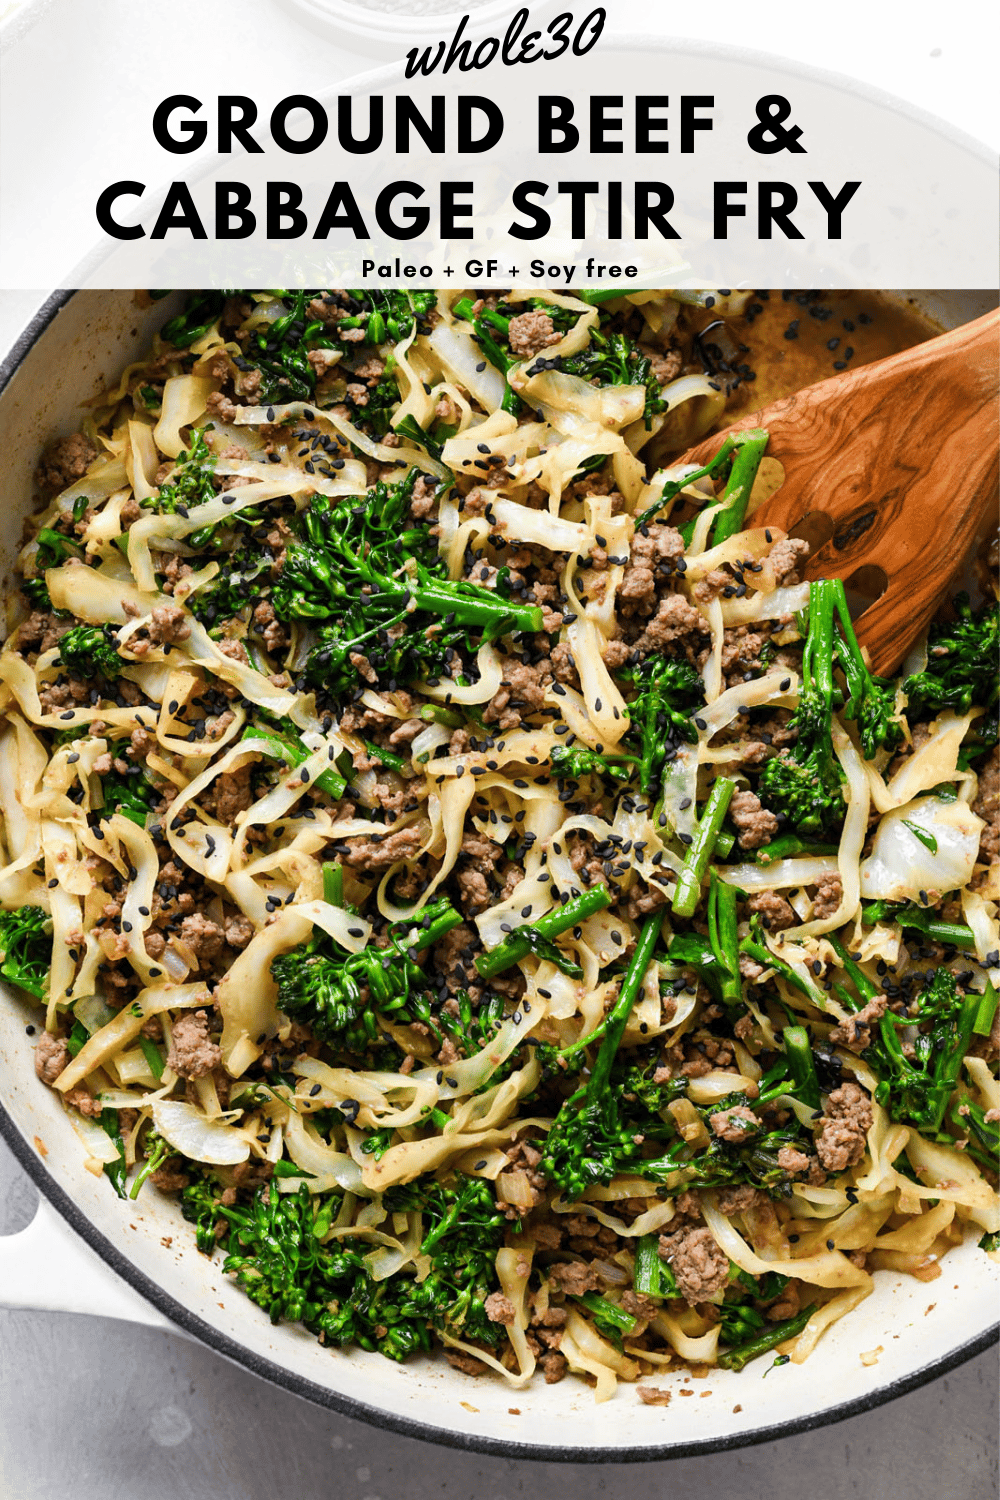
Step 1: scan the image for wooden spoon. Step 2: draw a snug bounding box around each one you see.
[678,307,999,674]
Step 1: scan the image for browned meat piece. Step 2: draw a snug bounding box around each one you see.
[636,594,709,655]
[529,1219,563,1251]
[484,1292,517,1325]
[433,922,481,995]
[388,717,425,747]
[224,913,255,950]
[709,1105,759,1142]
[17,611,73,656]
[206,390,238,423]
[540,1351,568,1383]
[178,914,226,967]
[624,880,669,921]
[811,873,843,919]
[640,343,683,386]
[151,1163,190,1192]
[549,642,579,686]
[619,524,686,615]
[444,1350,486,1377]
[343,825,424,873]
[776,1146,812,1176]
[768,537,811,584]
[716,1185,766,1215]
[148,604,191,645]
[485,659,551,729]
[972,746,999,865]
[35,432,97,493]
[748,891,797,931]
[601,637,632,670]
[692,569,731,603]
[252,599,290,655]
[166,1010,222,1080]
[547,1261,601,1296]
[131,726,156,756]
[507,310,561,359]
[214,764,254,822]
[828,995,888,1052]
[461,833,502,872]
[34,1031,69,1085]
[657,1225,729,1305]
[64,1084,101,1117]
[217,637,250,665]
[638,1386,673,1406]
[815,1081,873,1172]
[729,788,779,851]
[456,868,491,914]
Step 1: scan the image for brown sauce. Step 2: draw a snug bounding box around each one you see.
[701,291,939,421]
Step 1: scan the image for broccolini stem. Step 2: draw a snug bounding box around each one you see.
[362,740,407,774]
[709,430,769,546]
[244,724,347,801]
[322,862,343,907]
[782,1026,821,1111]
[572,1291,638,1335]
[636,434,740,530]
[408,580,543,634]
[633,1232,678,1298]
[395,904,465,955]
[826,933,878,1006]
[739,938,828,1011]
[475,885,612,981]
[756,834,839,865]
[859,902,977,951]
[672,778,737,918]
[586,910,663,1098]
[717,1303,817,1371]
[708,870,742,1009]
[578,287,631,307]
[974,981,999,1038]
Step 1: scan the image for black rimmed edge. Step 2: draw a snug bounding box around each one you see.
[0,288,997,1464]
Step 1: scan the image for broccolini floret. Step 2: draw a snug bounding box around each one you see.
[56,623,123,680]
[0,905,53,1000]
[271,898,464,1054]
[271,471,543,699]
[219,1175,507,1362]
[904,594,999,719]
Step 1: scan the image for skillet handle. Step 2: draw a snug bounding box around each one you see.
[0,1195,181,1333]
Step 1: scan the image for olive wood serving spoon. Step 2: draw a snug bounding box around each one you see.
[678,307,999,675]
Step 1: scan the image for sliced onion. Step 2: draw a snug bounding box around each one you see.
[151,1099,250,1165]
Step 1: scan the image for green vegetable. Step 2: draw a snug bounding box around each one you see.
[538,910,662,1198]
[619,654,705,795]
[860,901,977,949]
[672,778,737,918]
[757,581,845,838]
[0,906,52,1000]
[633,1233,678,1299]
[216,1176,506,1362]
[708,430,769,546]
[242,721,347,801]
[271,898,464,1054]
[143,429,217,514]
[475,885,612,982]
[829,934,983,1134]
[904,595,998,720]
[717,1303,816,1371]
[56,624,123,680]
[272,471,542,700]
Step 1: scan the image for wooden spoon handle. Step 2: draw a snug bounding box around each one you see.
[678,308,1000,674]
